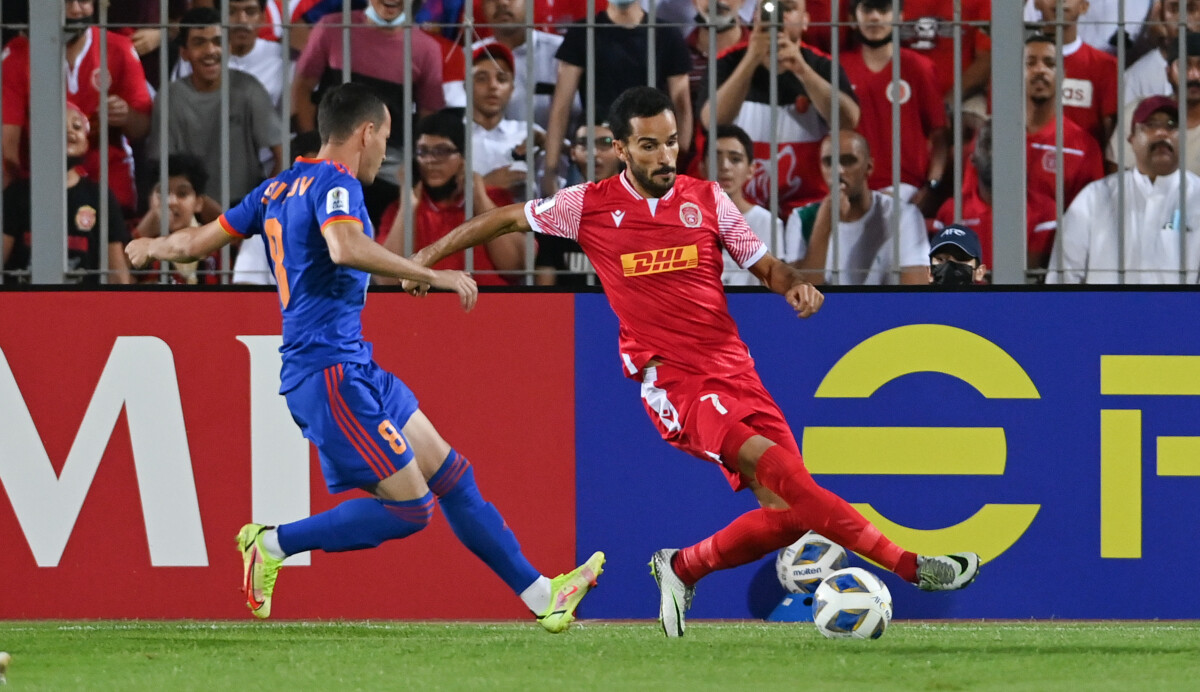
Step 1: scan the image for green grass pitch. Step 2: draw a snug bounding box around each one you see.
[1,620,1198,691]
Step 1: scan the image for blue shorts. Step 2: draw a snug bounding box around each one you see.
[285,361,419,493]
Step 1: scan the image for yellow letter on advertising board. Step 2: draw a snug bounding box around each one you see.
[805,325,1041,564]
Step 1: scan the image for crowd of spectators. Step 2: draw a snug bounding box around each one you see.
[3,0,1200,286]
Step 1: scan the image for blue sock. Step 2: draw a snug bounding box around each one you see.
[429,450,541,595]
[276,494,434,554]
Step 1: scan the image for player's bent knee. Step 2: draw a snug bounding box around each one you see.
[379,494,435,538]
[428,449,473,499]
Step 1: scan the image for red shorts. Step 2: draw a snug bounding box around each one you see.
[638,363,800,491]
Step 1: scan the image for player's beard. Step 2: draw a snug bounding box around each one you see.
[630,163,676,198]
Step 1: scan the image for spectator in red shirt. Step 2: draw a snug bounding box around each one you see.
[900,0,990,112]
[379,109,525,285]
[1032,0,1119,155]
[1024,35,1106,207]
[840,0,949,215]
[935,121,1059,276]
[2,0,153,217]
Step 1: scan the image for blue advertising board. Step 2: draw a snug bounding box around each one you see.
[574,291,1200,619]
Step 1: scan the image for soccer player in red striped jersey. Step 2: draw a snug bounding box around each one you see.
[409,86,982,638]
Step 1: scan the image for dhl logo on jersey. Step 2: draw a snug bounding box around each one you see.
[621,245,699,276]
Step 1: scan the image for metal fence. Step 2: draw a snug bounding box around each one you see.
[0,1,1194,286]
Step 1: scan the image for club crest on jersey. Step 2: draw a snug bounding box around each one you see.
[622,245,699,276]
[679,202,702,228]
[327,187,350,214]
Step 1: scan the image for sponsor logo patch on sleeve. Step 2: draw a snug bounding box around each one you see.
[534,195,556,214]
[326,187,350,215]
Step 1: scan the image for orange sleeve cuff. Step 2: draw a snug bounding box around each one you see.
[321,215,364,233]
[218,214,246,238]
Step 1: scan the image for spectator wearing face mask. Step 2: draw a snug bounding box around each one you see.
[934,121,1058,275]
[927,224,986,287]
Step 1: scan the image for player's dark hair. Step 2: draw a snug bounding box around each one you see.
[148,154,210,196]
[1024,33,1056,47]
[608,87,676,143]
[415,108,467,155]
[703,124,754,161]
[317,83,390,145]
[178,7,221,45]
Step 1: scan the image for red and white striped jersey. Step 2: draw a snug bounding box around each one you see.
[524,173,768,379]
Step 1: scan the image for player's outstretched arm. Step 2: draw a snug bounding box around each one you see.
[749,253,824,319]
[126,220,234,268]
[325,220,478,311]
[403,203,531,295]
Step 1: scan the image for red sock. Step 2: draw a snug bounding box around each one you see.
[672,508,808,585]
[755,444,915,579]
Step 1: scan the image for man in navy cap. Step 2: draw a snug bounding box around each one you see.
[928,223,987,286]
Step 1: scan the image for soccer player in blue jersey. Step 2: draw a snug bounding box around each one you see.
[126,83,604,632]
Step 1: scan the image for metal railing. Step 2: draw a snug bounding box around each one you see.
[1,1,1195,286]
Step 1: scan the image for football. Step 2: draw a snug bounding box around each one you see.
[812,567,893,640]
[776,531,850,594]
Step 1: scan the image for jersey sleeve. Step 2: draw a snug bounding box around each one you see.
[555,24,587,68]
[1,42,29,128]
[714,183,767,268]
[803,48,858,103]
[913,54,947,131]
[715,46,746,86]
[218,179,273,238]
[314,174,367,233]
[524,183,588,240]
[112,36,153,115]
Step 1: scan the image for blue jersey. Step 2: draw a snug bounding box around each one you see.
[220,158,375,393]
